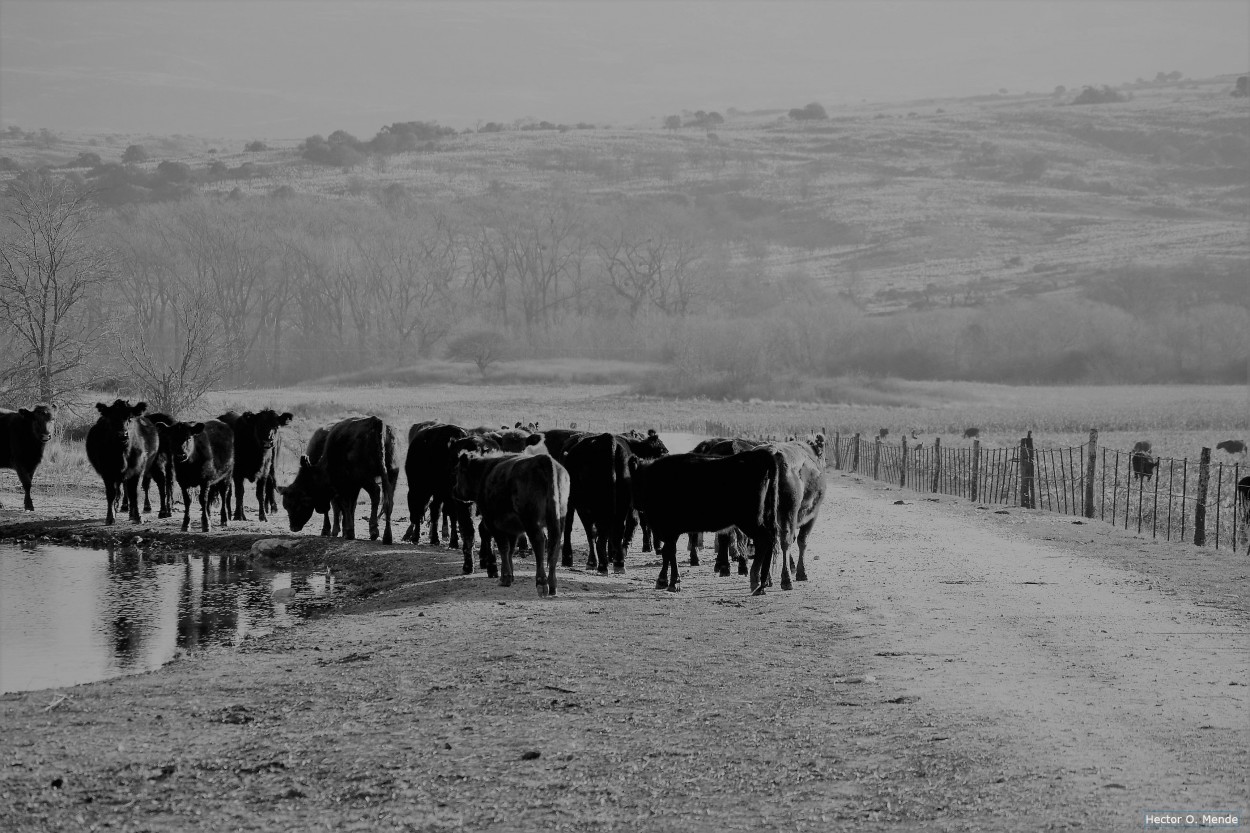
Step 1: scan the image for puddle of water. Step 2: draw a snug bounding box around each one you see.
[0,543,334,693]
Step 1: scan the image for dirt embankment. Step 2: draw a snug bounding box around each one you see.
[1,475,1246,832]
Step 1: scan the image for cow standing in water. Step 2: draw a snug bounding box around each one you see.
[279,415,398,544]
[452,452,570,596]
[86,400,160,525]
[218,409,293,522]
[0,404,56,511]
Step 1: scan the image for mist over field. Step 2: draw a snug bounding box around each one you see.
[1,0,1247,411]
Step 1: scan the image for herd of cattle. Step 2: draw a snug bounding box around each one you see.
[0,401,832,596]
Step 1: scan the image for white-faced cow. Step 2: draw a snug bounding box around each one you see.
[0,404,56,511]
[629,447,782,595]
[166,419,235,532]
[280,416,398,543]
[452,452,570,596]
[86,400,160,525]
[218,409,293,522]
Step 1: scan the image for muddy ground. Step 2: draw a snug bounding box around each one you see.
[1,473,1247,832]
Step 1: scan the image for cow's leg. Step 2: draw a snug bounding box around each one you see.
[657,538,680,592]
[750,534,775,596]
[495,533,514,587]
[479,518,496,577]
[255,477,268,522]
[562,491,579,567]
[218,483,230,527]
[364,482,381,540]
[795,520,814,582]
[582,515,598,571]
[528,523,550,596]
[402,489,428,542]
[456,503,475,573]
[688,532,700,567]
[340,487,361,539]
[124,476,142,524]
[331,504,342,537]
[441,509,452,545]
[623,510,638,554]
[158,466,173,518]
[518,533,530,558]
[265,477,278,515]
[610,517,626,574]
[18,468,34,511]
[595,526,610,575]
[104,480,117,525]
[181,485,193,532]
[778,541,793,591]
[382,475,396,545]
[232,475,247,521]
[427,497,442,547]
[641,522,653,554]
[199,485,211,533]
[320,511,332,536]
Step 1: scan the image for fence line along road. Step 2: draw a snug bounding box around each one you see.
[829,428,1247,555]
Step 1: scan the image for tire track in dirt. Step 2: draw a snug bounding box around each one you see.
[813,475,1248,828]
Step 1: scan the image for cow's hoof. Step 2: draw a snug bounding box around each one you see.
[642,545,652,554]
[689,556,699,566]
[717,568,730,578]
[751,585,767,596]
[430,537,441,548]
[655,578,668,590]
[201,523,210,533]
[499,577,512,587]
[666,584,680,593]
[613,565,626,575]
[597,566,608,575]
[796,571,807,582]
[781,579,793,591]
[487,568,498,579]
[462,563,473,575]
[182,522,190,532]
[383,531,393,545]
[561,557,572,568]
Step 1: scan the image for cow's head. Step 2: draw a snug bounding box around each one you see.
[451,450,485,503]
[244,409,294,450]
[278,454,330,532]
[807,433,827,462]
[95,399,147,442]
[166,422,206,464]
[637,428,668,458]
[19,404,56,444]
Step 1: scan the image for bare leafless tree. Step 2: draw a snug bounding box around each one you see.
[0,173,111,404]
[122,288,239,416]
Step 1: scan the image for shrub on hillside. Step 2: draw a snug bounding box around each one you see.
[1071,85,1128,105]
[789,102,828,121]
[245,140,268,152]
[122,144,148,163]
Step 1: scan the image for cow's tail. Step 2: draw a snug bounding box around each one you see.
[760,448,783,589]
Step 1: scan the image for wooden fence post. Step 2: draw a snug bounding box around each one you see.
[833,432,842,470]
[1084,429,1098,518]
[1019,433,1036,509]
[970,439,981,502]
[932,437,941,492]
[901,436,909,488]
[1194,447,1211,546]
[872,436,882,481]
[851,433,860,473]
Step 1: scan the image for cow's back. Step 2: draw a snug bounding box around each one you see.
[633,449,778,540]
[324,416,396,487]
[481,454,570,533]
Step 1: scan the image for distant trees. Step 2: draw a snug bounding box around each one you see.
[664,115,682,130]
[244,140,268,152]
[446,329,507,375]
[122,144,149,163]
[788,102,828,121]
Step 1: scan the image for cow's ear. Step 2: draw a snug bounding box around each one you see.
[96,402,108,414]
[648,428,657,437]
[300,455,312,469]
[525,433,542,447]
[132,402,148,416]
[191,422,206,434]
[279,412,294,425]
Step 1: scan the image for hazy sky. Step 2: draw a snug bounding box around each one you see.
[1,0,1246,139]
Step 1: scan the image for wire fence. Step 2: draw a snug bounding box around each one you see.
[828,429,1249,554]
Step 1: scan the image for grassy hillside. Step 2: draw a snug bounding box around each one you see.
[5,76,1244,313]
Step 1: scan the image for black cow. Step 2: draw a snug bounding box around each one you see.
[1130,444,1159,481]
[167,419,235,532]
[452,452,570,596]
[140,412,177,518]
[541,428,592,461]
[686,437,767,574]
[617,429,669,553]
[963,427,981,439]
[279,416,398,543]
[403,422,500,571]
[85,400,160,525]
[0,404,56,511]
[630,448,782,594]
[1216,439,1247,457]
[562,433,633,574]
[218,409,293,522]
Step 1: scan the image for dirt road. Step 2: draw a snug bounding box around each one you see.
[1,472,1246,831]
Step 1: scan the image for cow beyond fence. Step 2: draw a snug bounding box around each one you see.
[830,429,1246,554]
